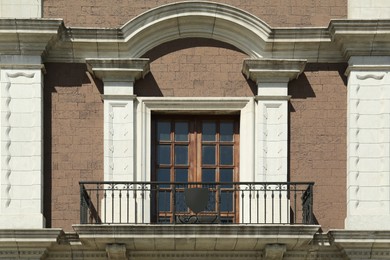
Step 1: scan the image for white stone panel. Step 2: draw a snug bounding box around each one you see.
[348,0,390,19]
[8,170,41,185]
[0,67,44,228]
[104,81,134,95]
[348,171,388,188]
[346,60,390,230]
[0,0,42,18]
[348,128,390,144]
[256,99,288,182]
[349,114,390,129]
[257,82,288,96]
[348,143,389,158]
[104,94,135,183]
[348,157,389,172]
[1,127,41,141]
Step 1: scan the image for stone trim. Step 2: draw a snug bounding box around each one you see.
[255,95,292,101]
[0,3,388,62]
[101,94,137,100]
[73,224,320,251]
[86,58,150,81]
[242,59,307,83]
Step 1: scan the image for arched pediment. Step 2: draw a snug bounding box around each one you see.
[119,1,272,58]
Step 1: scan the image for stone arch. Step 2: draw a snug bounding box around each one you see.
[120,1,272,58]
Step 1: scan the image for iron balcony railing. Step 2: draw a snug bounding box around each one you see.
[80,181,314,225]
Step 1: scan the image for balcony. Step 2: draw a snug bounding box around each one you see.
[80,182,314,225]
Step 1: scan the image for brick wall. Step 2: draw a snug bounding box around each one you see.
[289,63,347,230]
[44,63,104,231]
[136,38,256,97]
[43,0,347,28]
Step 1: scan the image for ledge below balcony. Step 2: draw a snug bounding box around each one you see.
[72,224,320,251]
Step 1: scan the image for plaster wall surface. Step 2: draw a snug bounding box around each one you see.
[43,0,347,28]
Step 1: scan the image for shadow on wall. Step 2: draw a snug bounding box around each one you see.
[288,63,348,111]
[43,63,103,228]
[287,62,348,231]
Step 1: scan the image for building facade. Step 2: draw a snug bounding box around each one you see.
[0,0,390,259]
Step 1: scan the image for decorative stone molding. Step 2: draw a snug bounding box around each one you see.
[106,244,128,260]
[0,229,62,259]
[0,3,389,63]
[242,59,307,84]
[86,58,150,82]
[135,97,255,186]
[0,58,46,228]
[329,230,390,260]
[73,224,320,251]
[330,20,390,59]
[0,19,62,56]
[345,56,390,230]
[86,58,150,222]
[242,59,305,183]
[263,244,286,260]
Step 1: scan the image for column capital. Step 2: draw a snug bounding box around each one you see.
[86,58,150,82]
[242,58,306,83]
[345,56,390,76]
[0,55,44,71]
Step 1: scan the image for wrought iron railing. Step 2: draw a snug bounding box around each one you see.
[80,181,314,225]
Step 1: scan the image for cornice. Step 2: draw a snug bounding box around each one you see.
[0,4,390,64]
[0,229,63,259]
[328,230,390,260]
[0,19,63,57]
[73,224,320,251]
[329,19,390,59]
[242,59,307,83]
[86,58,150,81]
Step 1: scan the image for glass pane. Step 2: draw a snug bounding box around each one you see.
[220,145,233,165]
[158,191,171,212]
[175,121,189,141]
[158,217,171,224]
[175,169,188,183]
[202,121,216,141]
[157,145,170,165]
[220,169,233,188]
[221,192,233,212]
[202,169,215,184]
[205,191,216,212]
[157,121,170,141]
[202,145,216,165]
[220,121,234,141]
[157,169,170,186]
[175,145,188,165]
[175,192,187,212]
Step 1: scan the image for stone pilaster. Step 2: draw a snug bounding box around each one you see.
[243,59,306,182]
[345,56,390,230]
[86,58,149,223]
[0,55,45,228]
[242,59,306,223]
